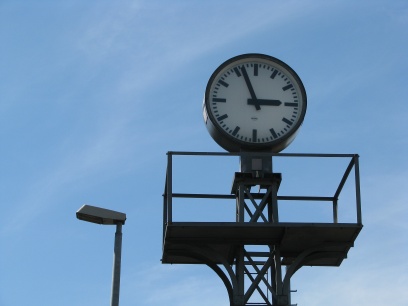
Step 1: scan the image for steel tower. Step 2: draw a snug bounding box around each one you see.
[162,152,362,306]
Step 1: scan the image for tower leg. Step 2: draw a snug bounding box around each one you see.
[234,246,246,306]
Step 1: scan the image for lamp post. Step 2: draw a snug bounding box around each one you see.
[76,204,126,306]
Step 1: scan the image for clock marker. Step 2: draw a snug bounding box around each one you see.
[217,114,228,121]
[252,129,257,142]
[284,102,298,107]
[254,64,258,76]
[270,128,278,139]
[270,70,278,79]
[282,84,293,91]
[282,117,293,125]
[218,80,229,87]
[213,98,226,102]
[232,126,240,136]
[233,67,241,77]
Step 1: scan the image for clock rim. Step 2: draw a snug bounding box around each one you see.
[203,53,307,153]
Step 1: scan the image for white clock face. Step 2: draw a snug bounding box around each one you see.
[204,54,306,152]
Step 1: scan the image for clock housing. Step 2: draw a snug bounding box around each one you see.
[203,53,307,152]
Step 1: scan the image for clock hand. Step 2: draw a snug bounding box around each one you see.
[247,99,282,106]
[240,65,261,110]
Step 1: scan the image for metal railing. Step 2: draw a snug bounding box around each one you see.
[163,152,362,238]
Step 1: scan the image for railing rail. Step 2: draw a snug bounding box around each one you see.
[163,152,362,243]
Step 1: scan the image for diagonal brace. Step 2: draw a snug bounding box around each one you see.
[244,256,275,303]
[243,186,270,222]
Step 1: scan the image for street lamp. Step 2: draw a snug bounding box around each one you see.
[76,204,126,306]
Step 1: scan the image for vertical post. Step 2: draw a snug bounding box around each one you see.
[163,175,168,245]
[273,246,283,303]
[234,182,245,306]
[234,155,249,306]
[271,179,279,223]
[235,247,245,306]
[167,152,173,223]
[333,199,338,223]
[111,223,123,306]
[238,184,245,223]
[285,266,291,306]
[354,155,362,225]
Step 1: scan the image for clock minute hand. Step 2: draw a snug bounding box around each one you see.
[240,65,261,110]
[248,99,282,106]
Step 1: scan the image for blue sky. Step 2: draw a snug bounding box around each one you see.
[1,0,407,305]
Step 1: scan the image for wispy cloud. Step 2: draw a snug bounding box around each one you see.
[295,261,408,305]
[123,264,229,306]
[74,0,330,93]
[293,168,408,305]
[1,0,335,236]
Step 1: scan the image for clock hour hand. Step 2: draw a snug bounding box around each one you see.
[240,65,261,110]
[247,99,282,106]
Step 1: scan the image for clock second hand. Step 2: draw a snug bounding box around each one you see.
[248,99,282,106]
[240,65,261,110]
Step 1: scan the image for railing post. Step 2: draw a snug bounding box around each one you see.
[354,155,362,225]
[333,199,338,223]
[167,152,173,223]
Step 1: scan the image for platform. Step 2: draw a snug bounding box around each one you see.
[162,222,362,267]
[163,152,362,268]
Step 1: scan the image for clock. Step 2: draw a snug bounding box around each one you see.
[203,53,307,152]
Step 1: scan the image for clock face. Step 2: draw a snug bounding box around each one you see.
[203,54,307,152]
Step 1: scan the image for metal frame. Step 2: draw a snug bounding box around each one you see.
[164,152,362,226]
[162,152,362,306]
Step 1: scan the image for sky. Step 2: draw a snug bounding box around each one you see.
[1,0,408,305]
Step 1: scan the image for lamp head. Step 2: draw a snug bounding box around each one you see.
[76,205,126,225]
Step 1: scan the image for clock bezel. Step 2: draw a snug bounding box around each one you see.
[203,53,307,152]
